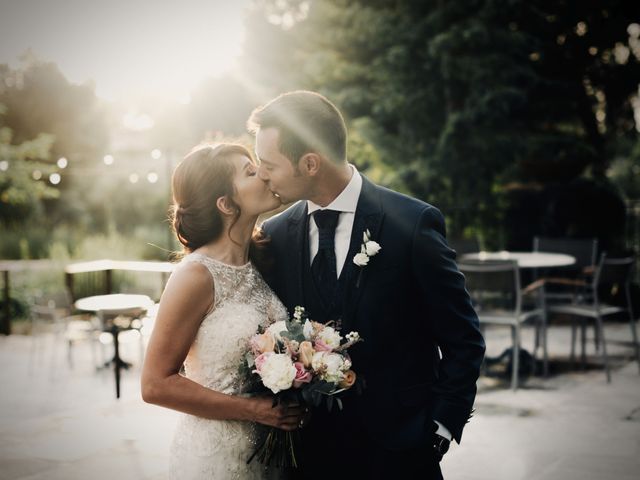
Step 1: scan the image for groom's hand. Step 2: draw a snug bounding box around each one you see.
[250,397,306,431]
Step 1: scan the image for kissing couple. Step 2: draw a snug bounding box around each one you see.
[141,90,485,480]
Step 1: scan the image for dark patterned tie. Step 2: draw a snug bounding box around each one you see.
[311,209,341,305]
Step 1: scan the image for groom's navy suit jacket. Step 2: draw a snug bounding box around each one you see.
[261,174,485,450]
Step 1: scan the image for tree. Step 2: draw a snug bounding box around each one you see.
[0,54,109,228]
[243,0,640,249]
[0,53,108,165]
[0,103,57,227]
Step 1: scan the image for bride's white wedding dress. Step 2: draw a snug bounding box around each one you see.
[168,252,288,479]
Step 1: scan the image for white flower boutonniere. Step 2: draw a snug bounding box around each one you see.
[353,230,381,285]
[353,229,381,267]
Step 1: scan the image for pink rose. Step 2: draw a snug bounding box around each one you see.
[254,352,273,373]
[314,339,333,352]
[292,362,312,388]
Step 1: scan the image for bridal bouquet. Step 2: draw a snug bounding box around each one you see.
[243,306,364,467]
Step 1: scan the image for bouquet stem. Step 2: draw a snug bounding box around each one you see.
[247,428,299,468]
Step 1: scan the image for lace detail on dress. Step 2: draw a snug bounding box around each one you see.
[169,252,288,479]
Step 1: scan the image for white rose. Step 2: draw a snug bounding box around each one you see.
[266,320,288,342]
[353,252,370,267]
[303,319,314,340]
[311,351,347,383]
[317,326,342,350]
[311,351,327,372]
[323,353,347,383]
[365,240,381,256]
[259,353,296,394]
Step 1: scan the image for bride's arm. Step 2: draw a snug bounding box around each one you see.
[141,262,303,431]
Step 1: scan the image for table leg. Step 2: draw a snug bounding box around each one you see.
[112,325,121,399]
[2,271,10,335]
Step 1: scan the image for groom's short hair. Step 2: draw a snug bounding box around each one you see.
[248,90,347,165]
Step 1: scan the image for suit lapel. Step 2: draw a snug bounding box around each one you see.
[342,175,384,330]
[286,201,308,310]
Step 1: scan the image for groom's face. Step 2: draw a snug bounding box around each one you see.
[255,127,309,204]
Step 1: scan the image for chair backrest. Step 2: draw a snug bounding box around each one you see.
[30,304,60,324]
[533,236,598,269]
[594,253,634,287]
[449,237,481,256]
[32,290,74,316]
[458,259,521,314]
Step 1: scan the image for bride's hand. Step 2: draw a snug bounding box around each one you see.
[249,397,307,431]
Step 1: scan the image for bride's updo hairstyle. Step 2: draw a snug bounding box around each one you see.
[171,143,250,253]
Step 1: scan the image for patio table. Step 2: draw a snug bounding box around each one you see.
[460,251,576,378]
[461,251,575,268]
[75,294,154,398]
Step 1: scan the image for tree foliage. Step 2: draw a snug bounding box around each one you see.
[0,103,57,226]
[0,54,110,235]
[243,0,640,248]
[0,53,108,167]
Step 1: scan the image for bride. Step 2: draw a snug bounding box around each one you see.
[141,143,304,479]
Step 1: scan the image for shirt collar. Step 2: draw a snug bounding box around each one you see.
[307,164,362,215]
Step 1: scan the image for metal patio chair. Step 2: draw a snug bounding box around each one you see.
[459,259,545,390]
[548,253,640,383]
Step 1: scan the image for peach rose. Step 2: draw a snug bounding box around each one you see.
[250,332,276,355]
[338,370,356,389]
[298,341,314,368]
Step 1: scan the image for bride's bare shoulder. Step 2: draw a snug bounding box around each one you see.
[164,261,214,299]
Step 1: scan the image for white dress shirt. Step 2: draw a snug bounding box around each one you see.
[307,164,362,278]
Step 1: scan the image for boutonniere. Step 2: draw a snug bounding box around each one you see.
[353,229,381,286]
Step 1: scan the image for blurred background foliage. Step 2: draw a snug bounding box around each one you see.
[242,0,640,253]
[1,0,639,264]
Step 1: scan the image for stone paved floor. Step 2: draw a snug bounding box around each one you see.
[0,322,639,479]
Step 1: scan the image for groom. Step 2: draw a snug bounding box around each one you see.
[249,91,485,479]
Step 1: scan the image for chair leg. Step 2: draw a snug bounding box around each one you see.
[594,314,611,383]
[626,287,640,374]
[511,325,520,391]
[570,320,577,368]
[541,314,549,378]
[67,339,74,368]
[90,335,98,369]
[531,322,540,376]
[580,323,587,369]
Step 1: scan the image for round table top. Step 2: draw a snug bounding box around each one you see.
[75,294,155,313]
[461,251,576,268]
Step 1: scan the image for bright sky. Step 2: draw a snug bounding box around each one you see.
[0,0,251,102]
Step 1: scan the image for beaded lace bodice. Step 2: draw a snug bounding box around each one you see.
[169,252,288,479]
[182,253,287,394]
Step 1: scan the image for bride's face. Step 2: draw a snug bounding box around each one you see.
[230,153,281,216]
